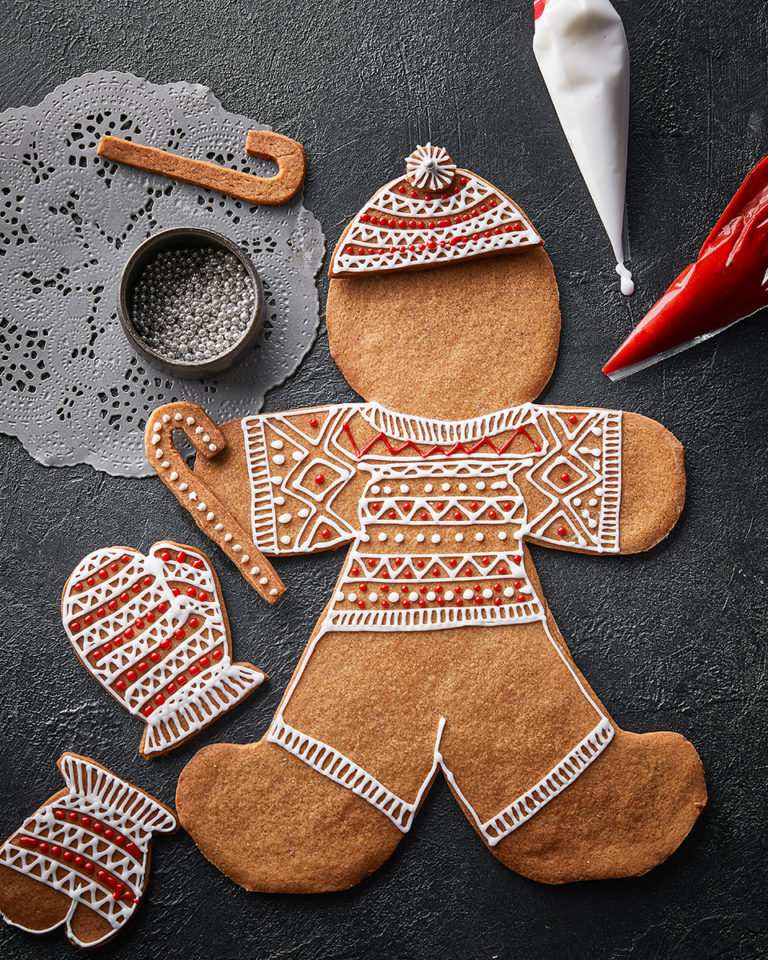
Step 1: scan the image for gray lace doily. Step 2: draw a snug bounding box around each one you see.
[0,71,325,476]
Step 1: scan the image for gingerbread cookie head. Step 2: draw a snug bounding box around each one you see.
[326,144,560,420]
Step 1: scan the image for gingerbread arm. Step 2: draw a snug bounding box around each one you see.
[97,130,305,206]
[145,402,286,604]
[520,406,685,555]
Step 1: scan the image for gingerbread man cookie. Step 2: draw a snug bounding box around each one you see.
[148,146,706,892]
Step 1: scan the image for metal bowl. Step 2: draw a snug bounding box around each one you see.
[118,227,263,378]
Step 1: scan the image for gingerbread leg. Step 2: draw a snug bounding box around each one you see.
[177,740,403,893]
[487,729,706,883]
[435,619,707,883]
[177,628,446,893]
[0,864,72,934]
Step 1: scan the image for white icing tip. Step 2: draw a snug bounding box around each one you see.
[615,261,634,296]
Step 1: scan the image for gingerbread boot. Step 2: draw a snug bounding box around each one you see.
[176,739,405,893]
[475,728,706,884]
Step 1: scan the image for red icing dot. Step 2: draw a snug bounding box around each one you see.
[150,651,160,662]
[126,670,137,681]
[135,618,144,629]
[86,577,95,586]
[420,511,428,520]
[494,597,502,606]
[464,566,473,576]
[346,245,354,254]
[104,829,114,840]
[71,622,81,633]
[63,850,74,861]
[199,656,210,668]
[513,580,521,588]
[556,526,567,536]
[74,856,85,867]
[97,869,108,881]
[402,600,411,608]
[124,627,134,639]
[488,510,497,519]
[309,417,319,428]
[178,674,187,685]
[74,583,83,592]
[125,842,141,858]
[102,642,112,653]
[68,811,78,822]
[186,586,196,597]
[115,679,126,691]
[449,558,457,567]
[137,661,148,672]
[154,693,165,706]
[161,551,171,561]
[416,559,425,568]
[453,511,463,520]
[212,650,223,660]
[120,592,129,602]
[121,555,130,564]
[54,809,65,820]
[381,600,389,608]
[455,598,463,607]
[92,650,101,661]
[131,582,141,593]
[98,569,108,580]
[568,414,578,423]
[560,473,570,482]
[513,555,522,564]
[157,602,167,613]
[517,594,526,602]
[114,835,125,846]
[189,617,199,628]
[366,559,376,567]
[83,614,93,625]
[38,841,49,853]
[92,822,102,833]
[403,570,412,579]
[96,607,105,617]
[84,861,94,873]
[176,551,187,563]
[480,557,489,565]
[321,529,330,539]
[167,682,177,694]
[460,176,468,185]
[198,591,207,601]
[357,599,366,608]
[193,559,204,569]
[189,665,200,676]
[388,509,396,519]
[51,845,61,856]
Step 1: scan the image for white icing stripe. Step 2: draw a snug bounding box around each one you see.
[0,754,176,947]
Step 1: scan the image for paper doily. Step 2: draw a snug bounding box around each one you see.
[0,72,325,476]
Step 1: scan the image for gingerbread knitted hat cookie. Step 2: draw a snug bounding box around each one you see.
[328,144,541,276]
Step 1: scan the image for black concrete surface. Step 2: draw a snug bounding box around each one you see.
[0,1,766,957]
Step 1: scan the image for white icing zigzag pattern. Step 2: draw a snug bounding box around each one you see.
[62,542,264,756]
[0,754,176,948]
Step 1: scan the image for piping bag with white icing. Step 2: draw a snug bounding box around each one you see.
[533,0,634,295]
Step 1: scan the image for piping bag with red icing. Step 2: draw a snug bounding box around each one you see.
[604,155,768,379]
[533,0,634,295]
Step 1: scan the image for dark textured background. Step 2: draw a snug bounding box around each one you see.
[1,1,767,957]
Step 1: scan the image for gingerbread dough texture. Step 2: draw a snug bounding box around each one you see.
[150,146,706,892]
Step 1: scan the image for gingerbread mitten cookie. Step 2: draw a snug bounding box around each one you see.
[62,541,265,757]
[0,753,177,948]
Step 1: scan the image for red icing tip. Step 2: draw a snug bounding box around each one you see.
[534,0,548,19]
[604,154,768,379]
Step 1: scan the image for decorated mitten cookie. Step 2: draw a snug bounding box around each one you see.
[148,148,706,893]
[62,541,265,757]
[0,753,177,948]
